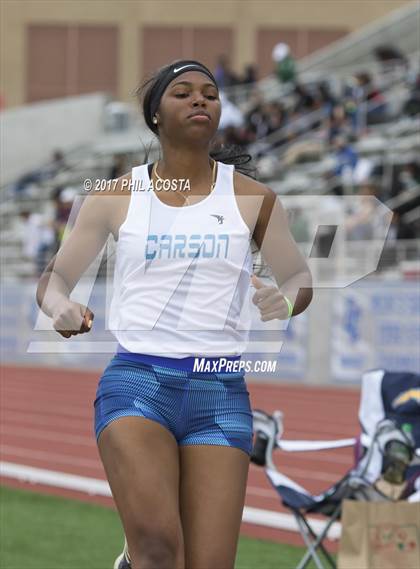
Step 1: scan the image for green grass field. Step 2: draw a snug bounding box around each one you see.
[0,485,318,569]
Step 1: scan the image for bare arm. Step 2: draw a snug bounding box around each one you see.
[252,186,313,317]
[36,192,113,336]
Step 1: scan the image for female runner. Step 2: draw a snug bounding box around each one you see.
[37,60,312,569]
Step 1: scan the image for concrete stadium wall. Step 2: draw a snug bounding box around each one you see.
[0,93,107,186]
[0,0,414,107]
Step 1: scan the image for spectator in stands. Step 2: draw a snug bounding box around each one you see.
[109,154,127,180]
[219,126,246,147]
[318,81,337,115]
[399,163,420,192]
[323,135,364,194]
[19,209,55,276]
[386,211,416,241]
[264,102,289,151]
[332,135,358,180]
[403,73,420,117]
[345,183,378,240]
[241,64,257,86]
[353,72,388,125]
[48,149,67,175]
[326,104,353,143]
[13,171,43,196]
[13,149,67,196]
[266,102,287,135]
[374,45,408,73]
[272,42,296,84]
[219,91,244,130]
[293,84,317,114]
[214,55,238,89]
[245,97,272,140]
[385,161,420,199]
[52,186,79,250]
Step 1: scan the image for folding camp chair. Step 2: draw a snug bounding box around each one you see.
[250,369,420,569]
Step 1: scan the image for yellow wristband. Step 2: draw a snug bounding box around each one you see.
[284,296,294,318]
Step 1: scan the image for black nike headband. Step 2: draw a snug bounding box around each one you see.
[144,60,218,133]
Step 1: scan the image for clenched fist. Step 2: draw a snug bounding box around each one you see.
[251,274,293,321]
[52,299,94,338]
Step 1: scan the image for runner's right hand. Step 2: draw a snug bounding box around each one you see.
[52,300,94,338]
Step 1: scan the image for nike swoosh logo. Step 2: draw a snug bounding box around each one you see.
[173,64,197,73]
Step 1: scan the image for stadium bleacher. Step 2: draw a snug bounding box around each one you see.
[1,2,419,281]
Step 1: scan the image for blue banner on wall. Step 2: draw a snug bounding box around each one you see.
[331,282,420,382]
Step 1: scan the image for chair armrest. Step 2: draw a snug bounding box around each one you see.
[277,438,357,452]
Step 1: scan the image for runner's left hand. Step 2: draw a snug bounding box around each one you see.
[251,274,290,321]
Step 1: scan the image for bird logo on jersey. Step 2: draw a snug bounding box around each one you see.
[211,214,224,225]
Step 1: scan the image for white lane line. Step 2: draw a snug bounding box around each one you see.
[0,462,341,540]
[0,452,275,499]
[1,461,110,496]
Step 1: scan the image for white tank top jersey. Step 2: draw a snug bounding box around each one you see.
[108,161,253,358]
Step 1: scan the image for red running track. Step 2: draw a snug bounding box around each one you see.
[0,365,360,548]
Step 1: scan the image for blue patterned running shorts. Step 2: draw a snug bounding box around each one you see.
[94,352,254,456]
